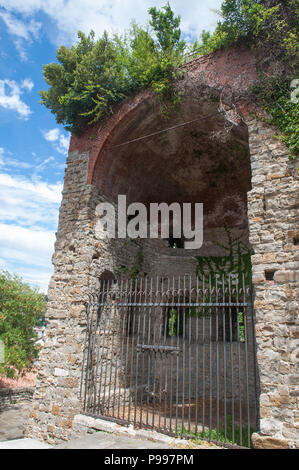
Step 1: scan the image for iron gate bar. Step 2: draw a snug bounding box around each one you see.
[83,410,249,449]
[236,276,242,445]
[222,275,227,442]
[93,302,249,307]
[209,274,213,440]
[82,274,259,448]
[201,275,206,438]
[231,279,235,443]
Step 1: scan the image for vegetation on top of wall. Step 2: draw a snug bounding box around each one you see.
[40,1,298,156]
[192,0,299,158]
[40,3,186,135]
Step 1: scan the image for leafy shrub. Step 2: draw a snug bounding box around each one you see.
[0,271,46,378]
[192,0,299,156]
[40,1,298,156]
[40,3,186,135]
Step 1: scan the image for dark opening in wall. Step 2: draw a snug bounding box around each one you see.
[293,237,299,246]
[99,270,116,283]
[168,236,184,249]
[265,270,275,281]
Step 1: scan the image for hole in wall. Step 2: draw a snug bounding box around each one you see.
[293,237,299,246]
[265,270,275,281]
[99,270,116,283]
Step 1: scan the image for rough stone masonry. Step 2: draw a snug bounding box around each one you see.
[26,46,299,448]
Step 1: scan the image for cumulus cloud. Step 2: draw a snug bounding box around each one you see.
[0,223,56,292]
[0,9,41,60]
[0,78,33,119]
[42,128,70,155]
[0,171,62,292]
[0,223,56,267]
[0,10,40,39]
[0,172,62,210]
[0,1,223,46]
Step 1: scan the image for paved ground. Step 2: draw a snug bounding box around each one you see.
[0,401,221,449]
[0,402,172,449]
[54,432,173,449]
[0,438,52,449]
[0,401,32,442]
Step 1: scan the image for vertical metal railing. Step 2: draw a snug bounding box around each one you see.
[81,274,259,448]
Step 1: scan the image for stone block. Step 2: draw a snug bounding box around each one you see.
[52,404,60,416]
[274,271,299,283]
[252,433,289,449]
[54,368,69,377]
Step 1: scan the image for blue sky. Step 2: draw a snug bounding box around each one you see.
[0,0,222,293]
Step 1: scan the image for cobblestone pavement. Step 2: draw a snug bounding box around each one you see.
[0,400,31,442]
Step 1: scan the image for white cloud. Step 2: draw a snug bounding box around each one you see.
[0,1,223,47]
[58,133,70,154]
[0,78,33,119]
[43,128,60,142]
[0,157,32,169]
[0,224,55,292]
[0,147,4,165]
[0,171,62,234]
[11,265,53,292]
[0,147,32,169]
[0,172,62,207]
[13,38,28,62]
[0,223,55,267]
[34,156,55,172]
[0,171,62,292]
[0,10,40,40]
[42,128,70,155]
[0,9,41,60]
[21,78,34,92]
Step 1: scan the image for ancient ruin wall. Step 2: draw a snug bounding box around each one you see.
[26,48,299,448]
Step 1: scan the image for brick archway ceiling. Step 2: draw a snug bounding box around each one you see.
[93,93,251,229]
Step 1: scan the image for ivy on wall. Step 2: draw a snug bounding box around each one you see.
[114,239,144,282]
[194,226,253,287]
[168,227,253,337]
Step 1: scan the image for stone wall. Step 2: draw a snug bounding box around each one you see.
[245,116,299,449]
[0,387,34,410]
[26,49,299,448]
[25,150,95,443]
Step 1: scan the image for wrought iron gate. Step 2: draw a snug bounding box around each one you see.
[81,275,259,447]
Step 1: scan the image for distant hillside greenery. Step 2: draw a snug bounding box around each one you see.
[40,1,298,156]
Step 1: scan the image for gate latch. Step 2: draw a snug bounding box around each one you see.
[137,344,180,355]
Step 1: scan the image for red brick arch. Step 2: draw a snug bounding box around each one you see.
[68,46,258,188]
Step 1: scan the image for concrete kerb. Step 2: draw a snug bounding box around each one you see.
[72,414,221,449]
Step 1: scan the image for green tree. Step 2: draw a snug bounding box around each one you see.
[193,0,299,157]
[0,271,46,378]
[148,2,185,53]
[39,3,186,135]
[39,1,298,155]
